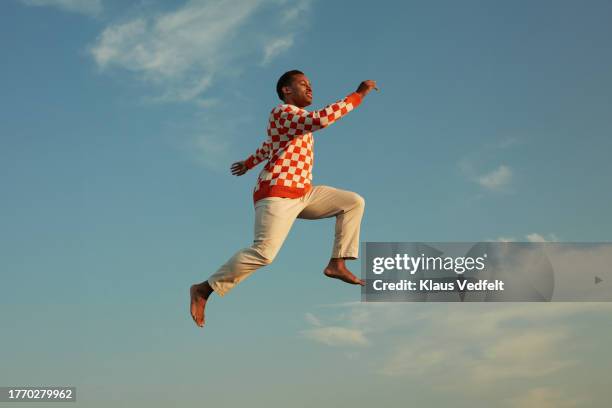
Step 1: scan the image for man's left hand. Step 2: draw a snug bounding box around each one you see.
[231,161,248,176]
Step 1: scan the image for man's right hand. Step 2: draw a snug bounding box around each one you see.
[356,80,378,98]
[231,161,248,176]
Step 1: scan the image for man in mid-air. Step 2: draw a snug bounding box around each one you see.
[190,70,377,327]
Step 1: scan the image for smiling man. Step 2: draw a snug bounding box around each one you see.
[190,70,377,327]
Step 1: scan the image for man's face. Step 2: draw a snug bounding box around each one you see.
[285,74,312,107]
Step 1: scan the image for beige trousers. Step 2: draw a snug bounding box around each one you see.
[208,185,365,296]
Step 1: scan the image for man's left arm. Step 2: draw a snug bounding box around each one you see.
[275,80,377,137]
[244,139,271,170]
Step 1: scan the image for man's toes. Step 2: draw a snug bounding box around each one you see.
[344,270,361,284]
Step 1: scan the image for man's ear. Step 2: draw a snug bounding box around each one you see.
[282,86,292,98]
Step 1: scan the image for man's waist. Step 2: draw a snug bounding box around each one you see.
[253,182,311,204]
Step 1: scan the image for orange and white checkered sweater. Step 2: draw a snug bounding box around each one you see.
[244,92,363,203]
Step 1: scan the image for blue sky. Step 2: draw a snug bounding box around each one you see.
[1,1,612,407]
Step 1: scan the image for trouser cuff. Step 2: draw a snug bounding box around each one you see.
[208,279,227,297]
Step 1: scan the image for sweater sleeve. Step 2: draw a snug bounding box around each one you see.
[244,138,271,170]
[274,92,363,137]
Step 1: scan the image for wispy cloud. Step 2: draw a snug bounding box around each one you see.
[526,232,559,242]
[302,300,612,404]
[280,0,311,23]
[304,312,321,327]
[88,0,312,169]
[262,36,294,66]
[493,232,559,242]
[19,0,103,17]
[459,136,521,193]
[505,387,585,408]
[89,0,311,104]
[478,164,512,190]
[468,328,574,383]
[301,326,368,346]
[301,311,368,346]
[374,304,588,382]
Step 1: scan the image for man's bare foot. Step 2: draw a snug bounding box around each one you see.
[190,281,213,327]
[324,258,364,286]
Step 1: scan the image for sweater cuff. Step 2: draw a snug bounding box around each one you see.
[244,156,256,170]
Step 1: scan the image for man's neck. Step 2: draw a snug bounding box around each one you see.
[283,97,306,108]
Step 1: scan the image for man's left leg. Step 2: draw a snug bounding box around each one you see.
[297,185,365,285]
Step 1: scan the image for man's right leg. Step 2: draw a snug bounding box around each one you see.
[190,197,303,327]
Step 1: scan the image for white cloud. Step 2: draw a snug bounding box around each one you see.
[379,345,451,377]
[303,301,612,405]
[458,136,522,193]
[505,387,585,408]
[495,236,516,242]
[374,304,592,383]
[526,233,546,242]
[262,36,294,65]
[19,0,102,16]
[526,232,559,242]
[280,0,311,23]
[478,164,512,190]
[492,232,559,242]
[89,0,309,103]
[301,326,368,346]
[89,0,312,169]
[469,329,575,383]
[304,312,321,327]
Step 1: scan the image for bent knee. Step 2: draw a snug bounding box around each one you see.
[260,254,275,265]
[351,193,365,210]
[250,244,278,265]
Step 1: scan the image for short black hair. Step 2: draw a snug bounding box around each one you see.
[276,69,304,101]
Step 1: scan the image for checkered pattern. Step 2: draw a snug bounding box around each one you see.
[244,92,363,203]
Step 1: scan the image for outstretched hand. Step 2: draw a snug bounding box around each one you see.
[231,161,248,176]
[356,80,378,98]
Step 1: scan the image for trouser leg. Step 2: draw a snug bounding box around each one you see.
[207,197,303,296]
[297,185,365,259]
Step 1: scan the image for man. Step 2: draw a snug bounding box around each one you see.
[190,70,377,327]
